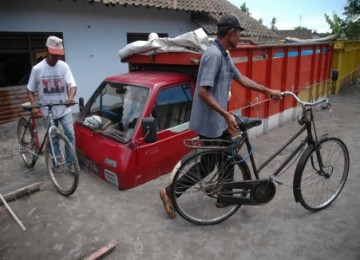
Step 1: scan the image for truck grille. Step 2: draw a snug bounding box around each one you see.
[104,169,119,187]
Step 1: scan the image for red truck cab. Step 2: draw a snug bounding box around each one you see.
[74,53,200,189]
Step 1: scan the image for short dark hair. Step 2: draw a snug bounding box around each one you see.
[216,13,245,38]
[217,26,233,38]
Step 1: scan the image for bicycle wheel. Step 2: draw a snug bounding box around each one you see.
[170,149,251,225]
[293,137,349,211]
[45,131,80,196]
[17,117,37,168]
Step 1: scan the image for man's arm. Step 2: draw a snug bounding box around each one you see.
[27,90,36,105]
[27,90,42,118]
[67,86,77,103]
[198,86,239,132]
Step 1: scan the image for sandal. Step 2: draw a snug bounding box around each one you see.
[159,188,176,219]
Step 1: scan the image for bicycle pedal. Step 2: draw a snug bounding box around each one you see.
[270,175,283,185]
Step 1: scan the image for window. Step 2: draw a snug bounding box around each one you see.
[127,33,168,44]
[82,81,149,143]
[0,32,63,87]
[153,84,192,131]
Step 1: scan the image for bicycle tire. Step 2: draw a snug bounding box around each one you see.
[293,137,349,211]
[170,149,251,225]
[45,131,80,196]
[17,117,37,168]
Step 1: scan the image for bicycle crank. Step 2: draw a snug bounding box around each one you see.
[217,179,276,206]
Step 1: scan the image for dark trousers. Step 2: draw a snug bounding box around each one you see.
[166,130,234,196]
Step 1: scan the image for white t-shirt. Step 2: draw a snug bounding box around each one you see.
[27,59,76,119]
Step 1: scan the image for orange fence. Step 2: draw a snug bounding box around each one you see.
[229,42,334,118]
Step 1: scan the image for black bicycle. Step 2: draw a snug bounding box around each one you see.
[170,91,350,225]
[18,102,80,196]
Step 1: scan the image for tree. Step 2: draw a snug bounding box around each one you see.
[258,18,263,25]
[324,0,360,39]
[343,0,360,39]
[324,13,345,35]
[343,0,360,22]
[294,26,309,30]
[240,2,250,15]
[270,17,278,31]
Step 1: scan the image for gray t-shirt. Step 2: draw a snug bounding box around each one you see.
[189,40,241,138]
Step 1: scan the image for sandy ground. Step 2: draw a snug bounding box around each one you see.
[1,80,360,259]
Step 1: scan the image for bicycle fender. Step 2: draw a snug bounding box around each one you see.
[293,143,315,203]
[49,125,59,135]
[169,150,201,185]
[169,149,252,185]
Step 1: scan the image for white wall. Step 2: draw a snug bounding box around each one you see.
[0,0,198,104]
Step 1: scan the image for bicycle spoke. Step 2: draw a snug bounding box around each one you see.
[46,132,79,196]
[171,150,251,225]
[294,137,349,211]
[17,117,37,168]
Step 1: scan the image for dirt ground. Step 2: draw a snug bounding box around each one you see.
[1,80,360,259]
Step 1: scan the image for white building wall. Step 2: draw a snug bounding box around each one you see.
[0,0,198,104]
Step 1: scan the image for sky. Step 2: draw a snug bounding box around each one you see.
[228,0,348,33]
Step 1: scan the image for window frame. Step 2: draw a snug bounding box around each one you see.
[153,83,193,132]
[0,31,63,87]
[126,32,168,44]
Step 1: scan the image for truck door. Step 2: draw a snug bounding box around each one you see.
[136,83,196,184]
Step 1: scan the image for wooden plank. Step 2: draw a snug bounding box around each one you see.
[0,111,29,121]
[0,85,36,125]
[0,182,43,205]
[0,118,20,124]
[82,240,118,260]
[0,107,25,115]
[0,89,28,97]
[0,193,27,231]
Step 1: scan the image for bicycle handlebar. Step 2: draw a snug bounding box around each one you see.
[281,91,331,110]
[22,101,78,110]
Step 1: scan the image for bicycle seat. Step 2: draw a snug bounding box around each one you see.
[233,114,262,131]
[22,102,32,112]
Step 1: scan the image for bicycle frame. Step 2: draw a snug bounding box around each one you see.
[212,107,324,207]
[238,105,325,182]
[247,123,312,181]
[21,109,60,162]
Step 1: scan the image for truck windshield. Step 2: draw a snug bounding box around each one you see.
[81,82,149,143]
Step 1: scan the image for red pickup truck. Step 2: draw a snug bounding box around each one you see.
[74,53,201,189]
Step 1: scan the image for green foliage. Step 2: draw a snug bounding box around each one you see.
[324,13,345,35]
[343,0,360,39]
[343,0,360,22]
[325,0,360,39]
[270,17,278,31]
[294,26,310,30]
[240,2,250,15]
[344,20,360,39]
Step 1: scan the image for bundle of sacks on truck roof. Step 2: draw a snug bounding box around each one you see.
[118,28,212,60]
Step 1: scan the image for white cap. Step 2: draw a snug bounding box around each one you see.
[46,36,64,55]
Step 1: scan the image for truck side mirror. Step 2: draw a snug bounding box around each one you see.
[79,97,84,112]
[142,117,157,143]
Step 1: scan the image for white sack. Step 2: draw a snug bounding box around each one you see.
[118,28,211,60]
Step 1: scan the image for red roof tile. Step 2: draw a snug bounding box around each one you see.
[87,0,280,43]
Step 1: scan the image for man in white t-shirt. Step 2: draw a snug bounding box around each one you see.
[27,36,77,162]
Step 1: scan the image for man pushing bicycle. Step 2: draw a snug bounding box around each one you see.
[159,13,282,219]
[27,35,77,164]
